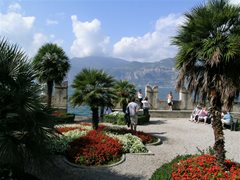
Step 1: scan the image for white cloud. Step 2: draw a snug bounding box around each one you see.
[0,11,37,55]
[0,3,63,58]
[0,12,35,34]
[70,15,110,57]
[229,0,240,5]
[32,33,48,47]
[46,19,59,25]
[113,14,183,62]
[8,2,21,12]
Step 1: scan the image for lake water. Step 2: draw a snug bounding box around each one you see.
[67,87,178,117]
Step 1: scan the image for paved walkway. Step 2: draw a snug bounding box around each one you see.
[36,118,240,180]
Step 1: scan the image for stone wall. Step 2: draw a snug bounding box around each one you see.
[50,81,240,113]
[144,85,240,112]
[145,85,194,110]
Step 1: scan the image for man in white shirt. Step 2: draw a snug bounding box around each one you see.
[127,98,139,131]
[141,97,151,116]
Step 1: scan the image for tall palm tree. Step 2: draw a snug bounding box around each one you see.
[71,68,116,130]
[114,80,136,112]
[0,38,54,178]
[33,43,70,108]
[172,0,240,168]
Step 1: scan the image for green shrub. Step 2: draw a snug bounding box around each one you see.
[104,112,150,125]
[103,111,125,125]
[46,135,72,154]
[51,112,75,124]
[150,154,193,180]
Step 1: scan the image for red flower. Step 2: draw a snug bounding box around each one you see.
[67,130,122,166]
[172,154,240,179]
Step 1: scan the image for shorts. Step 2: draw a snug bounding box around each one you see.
[168,102,173,106]
[130,115,138,125]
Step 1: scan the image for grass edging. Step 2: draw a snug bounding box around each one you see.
[150,154,193,180]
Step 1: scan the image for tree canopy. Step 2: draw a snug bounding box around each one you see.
[172,0,240,168]
[33,43,70,107]
[71,68,116,129]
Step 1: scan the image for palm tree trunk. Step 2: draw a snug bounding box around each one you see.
[47,81,54,108]
[100,106,104,120]
[210,108,225,166]
[209,91,226,169]
[91,107,99,130]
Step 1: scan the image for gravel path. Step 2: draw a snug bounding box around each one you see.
[36,118,240,180]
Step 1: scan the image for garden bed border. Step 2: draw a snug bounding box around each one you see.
[63,154,126,168]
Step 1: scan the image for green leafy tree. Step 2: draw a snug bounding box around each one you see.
[33,43,70,108]
[114,80,136,112]
[71,68,116,130]
[0,38,54,178]
[172,0,240,168]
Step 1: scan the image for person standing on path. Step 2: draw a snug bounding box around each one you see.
[127,98,139,131]
[141,96,151,116]
[167,91,173,111]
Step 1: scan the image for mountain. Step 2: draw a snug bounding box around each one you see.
[68,56,177,89]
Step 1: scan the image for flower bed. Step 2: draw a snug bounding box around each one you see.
[151,154,240,180]
[67,130,122,166]
[51,123,159,166]
[103,126,157,144]
[172,154,240,179]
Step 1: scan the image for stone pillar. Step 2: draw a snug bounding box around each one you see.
[53,81,68,111]
[145,85,153,107]
[152,86,159,109]
[179,87,192,110]
[145,85,159,109]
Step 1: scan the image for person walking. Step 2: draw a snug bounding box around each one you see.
[167,91,173,111]
[127,98,139,131]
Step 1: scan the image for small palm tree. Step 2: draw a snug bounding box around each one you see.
[0,38,54,178]
[33,43,70,108]
[172,0,240,168]
[71,68,116,130]
[114,80,136,112]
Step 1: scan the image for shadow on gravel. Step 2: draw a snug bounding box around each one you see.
[157,135,168,143]
[148,119,167,125]
[31,156,143,180]
[151,132,168,143]
[151,131,167,135]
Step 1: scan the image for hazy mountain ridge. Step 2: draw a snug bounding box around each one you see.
[68,56,177,88]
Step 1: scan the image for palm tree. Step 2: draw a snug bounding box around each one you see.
[172,0,240,168]
[33,43,70,108]
[0,38,54,178]
[71,68,116,130]
[114,80,136,112]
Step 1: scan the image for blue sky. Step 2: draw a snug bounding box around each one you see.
[0,0,240,62]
